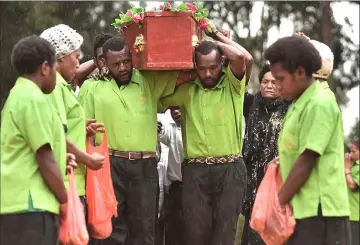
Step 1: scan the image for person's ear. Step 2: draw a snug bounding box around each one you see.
[295,67,306,80]
[40,61,51,76]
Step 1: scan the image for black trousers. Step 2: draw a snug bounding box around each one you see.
[97,156,159,245]
[0,212,59,245]
[288,206,351,245]
[350,221,359,245]
[182,159,247,245]
[164,181,183,245]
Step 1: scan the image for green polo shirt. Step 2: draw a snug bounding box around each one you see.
[47,73,87,196]
[80,69,178,152]
[160,65,246,159]
[1,77,66,215]
[278,80,350,219]
[348,160,359,221]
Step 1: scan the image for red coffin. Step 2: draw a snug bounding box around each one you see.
[121,11,202,70]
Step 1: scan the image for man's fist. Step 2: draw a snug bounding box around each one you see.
[170,107,181,122]
[86,119,105,137]
[66,153,77,174]
[86,152,105,170]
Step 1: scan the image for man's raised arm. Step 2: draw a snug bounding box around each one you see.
[215,40,246,80]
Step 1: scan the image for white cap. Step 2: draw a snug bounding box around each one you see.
[310,40,334,79]
[40,24,83,59]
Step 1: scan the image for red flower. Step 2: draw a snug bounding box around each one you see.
[132,14,143,23]
[166,2,172,10]
[198,17,209,31]
[125,10,132,17]
[186,3,197,12]
[160,2,172,11]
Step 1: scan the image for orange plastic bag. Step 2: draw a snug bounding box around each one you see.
[250,163,296,245]
[86,132,118,239]
[59,170,89,245]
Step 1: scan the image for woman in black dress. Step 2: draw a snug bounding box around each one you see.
[241,63,291,245]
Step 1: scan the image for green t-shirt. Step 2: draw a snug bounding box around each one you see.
[78,76,108,102]
[348,160,359,221]
[1,77,66,215]
[80,69,178,152]
[278,80,350,219]
[160,65,246,158]
[47,73,87,196]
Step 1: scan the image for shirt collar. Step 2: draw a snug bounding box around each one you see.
[16,77,42,91]
[108,69,140,86]
[56,72,68,86]
[194,70,226,90]
[292,80,323,109]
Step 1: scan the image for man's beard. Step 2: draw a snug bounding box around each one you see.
[109,68,133,86]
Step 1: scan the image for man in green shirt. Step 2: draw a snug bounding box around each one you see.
[0,36,67,245]
[80,36,194,245]
[78,33,114,104]
[345,139,359,245]
[265,36,351,245]
[159,31,252,244]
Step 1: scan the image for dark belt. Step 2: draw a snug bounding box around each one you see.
[187,152,242,165]
[109,150,157,160]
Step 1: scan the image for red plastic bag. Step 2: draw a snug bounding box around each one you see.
[59,170,89,245]
[86,132,118,239]
[250,163,296,245]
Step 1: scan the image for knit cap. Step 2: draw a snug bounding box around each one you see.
[40,24,83,59]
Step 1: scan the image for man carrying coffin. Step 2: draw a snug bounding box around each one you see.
[80,36,195,245]
[160,30,253,245]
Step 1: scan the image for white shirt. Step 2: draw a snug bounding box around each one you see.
[158,112,183,184]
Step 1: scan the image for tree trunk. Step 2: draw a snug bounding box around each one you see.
[320,1,334,90]
[320,1,332,47]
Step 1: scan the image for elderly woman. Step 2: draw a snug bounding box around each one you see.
[40,24,105,205]
[241,63,290,245]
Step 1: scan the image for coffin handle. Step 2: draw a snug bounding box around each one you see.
[134,34,146,53]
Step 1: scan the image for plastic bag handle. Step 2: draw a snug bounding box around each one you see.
[87,130,108,152]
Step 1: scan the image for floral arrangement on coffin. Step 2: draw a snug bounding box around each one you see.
[112,2,212,32]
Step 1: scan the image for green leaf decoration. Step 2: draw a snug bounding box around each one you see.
[112,1,213,32]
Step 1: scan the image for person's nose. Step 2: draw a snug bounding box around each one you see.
[205,69,212,78]
[119,63,127,72]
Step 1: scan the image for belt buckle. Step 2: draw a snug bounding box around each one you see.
[205,158,214,165]
[128,152,136,161]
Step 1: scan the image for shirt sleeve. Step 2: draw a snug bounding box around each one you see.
[159,84,189,111]
[79,81,96,119]
[46,82,67,130]
[226,65,246,95]
[351,162,359,186]
[299,99,338,156]
[77,78,92,100]
[144,71,179,99]
[16,97,54,153]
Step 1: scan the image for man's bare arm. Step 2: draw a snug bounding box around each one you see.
[215,41,245,80]
[36,144,67,204]
[66,138,104,170]
[73,60,97,87]
[278,149,319,205]
[212,31,253,83]
[176,70,198,86]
